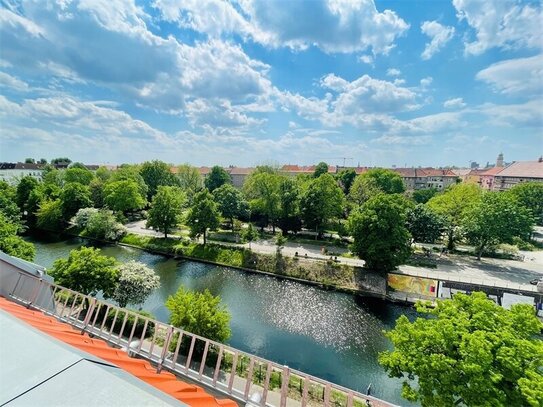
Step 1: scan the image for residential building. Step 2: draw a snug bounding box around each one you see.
[228,166,254,187]
[421,168,458,190]
[492,159,543,191]
[0,162,44,183]
[451,168,471,183]
[479,166,504,190]
[392,168,428,191]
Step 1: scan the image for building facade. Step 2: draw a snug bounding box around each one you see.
[0,163,44,183]
[492,159,543,191]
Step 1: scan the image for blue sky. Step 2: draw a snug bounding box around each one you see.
[0,0,541,167]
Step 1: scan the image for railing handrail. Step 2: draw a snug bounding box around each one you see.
[4,267,399,407]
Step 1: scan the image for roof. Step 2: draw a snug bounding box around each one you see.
[11,163,45,170]
[280,165,337,173]
[0,297,237,407]
[494,161,543,179]
[0,250,48,278]
[479,166,504,176]
[422,168,457,177]
[451,168,471,176]
[228,167,254,175]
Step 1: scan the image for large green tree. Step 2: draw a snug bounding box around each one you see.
[348,194,412,271]
[380,292,543,407]
[243,171,281,232]
[0,181,23,227]
[464,192,534,259]
[49,247,118,297]
[16,176,39,216]
[185,190,220,245]
[300,173,344,237]
[412,187,438,204]
[212,184,249,229]
[140,160,179,200]
[336,169,357,194]
[64,167,94,185]
[313,161,329,178]
[427,183,482,250]
[0,212,35,261]
[103,180,146,214]
[146,186,185,238]
[349,168,405,205]
[175,164,203,195]
[204,166,231,192]
[60,182,92,220]
[407,204,445,243]
[110,165,148,200]
[36,199,63,231]
[277,177,302,235]
[166,286,231,342]
[508,182,543,226]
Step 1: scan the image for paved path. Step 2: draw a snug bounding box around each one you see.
[124,221,543,292]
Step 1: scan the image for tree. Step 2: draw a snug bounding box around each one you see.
[508,182,543,226]
[69,162,88,170]
[64,167,94,185]
[72,208,99,229]
[166,286,231,342]
[213,184,249,229]
[42,167,64,187]
[112,261,160,308]
[16,176,39,213]
[243,172,281,232]
[242,223,258,249]
[103,180,146,213]
[110,165,148,200]
[313,161,329,178]
[0,181,23,227]
[300,173,344,238]
[60,182,92,220]
[140,160,179,200]
[379,292,543,407]
[175,164,203,194]
[349,169,405,205]
[427,183,482,250]
[49,247,118,297]
[348,194,412,271]
[85,209,127,241]
[24,158,35,164]
[407,204,445,243]
[186,190,220,245]
[36,199,63,231]
[38,158,47,165]
[0,212,35,261]
[89,179,105,208]
[204,166,231,192]
[51,157,72,166]
[412,188,438,204]
[146,186,185,238]
[95,166,111,182]
[277,177,302,235]
[336,169,357,194]
[464,192,534,260]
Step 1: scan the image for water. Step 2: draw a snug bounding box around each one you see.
[27,234,418,405]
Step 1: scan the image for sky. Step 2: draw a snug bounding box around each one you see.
[0,0,542,168]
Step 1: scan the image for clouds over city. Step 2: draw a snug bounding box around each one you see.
[0,0,541,166]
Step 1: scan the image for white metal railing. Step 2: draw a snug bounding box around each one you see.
[5,269,398,407]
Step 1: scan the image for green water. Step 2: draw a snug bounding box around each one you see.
[28,234,418,405]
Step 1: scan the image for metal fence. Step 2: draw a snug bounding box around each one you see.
[5,269,398,407]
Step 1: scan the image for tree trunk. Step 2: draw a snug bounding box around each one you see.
[447,229,454,250]
[203,230,206,245]
[164,230,168,239]
[230,217,234,230]
[272,223,275,234]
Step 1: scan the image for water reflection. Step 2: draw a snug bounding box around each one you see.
[28,234,418,405]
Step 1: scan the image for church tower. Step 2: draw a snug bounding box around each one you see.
[496,153,504,167]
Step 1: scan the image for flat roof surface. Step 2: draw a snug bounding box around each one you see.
[0,309,183,407]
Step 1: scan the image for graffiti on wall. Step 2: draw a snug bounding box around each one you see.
[387,274,438,297]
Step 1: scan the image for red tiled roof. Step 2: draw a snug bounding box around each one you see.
[479,166,504,176]
[493,161,543,178]
[0,297,236,407]
[228,167,254,175]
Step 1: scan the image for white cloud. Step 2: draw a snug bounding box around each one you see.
[0,71,29,91]
[420,20,455,60]
[185,98,265,130]
[358,55,374,65]
[372,135,431,145]
[153,0,409,54]
[420,76,433,88]
[476,54,543,96]
[453,0,543,55]
[386,68,401,77]
[479,100,543,128]
[443,97,466,109]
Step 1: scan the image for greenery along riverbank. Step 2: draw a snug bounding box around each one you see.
[120,233,362,292]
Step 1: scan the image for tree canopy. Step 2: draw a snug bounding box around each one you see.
[464,192,534,259]
[349,168,404,206]
[139,160,179,200]
[204,166,231,192]
[300,173,344,237]
[185,190,220,245]
[212,183,249,229]
[60,182,93,220]
[36,199,64,231]
[427,183,482,250]
[175,164,203,195]
[103,180,146,213]
[243,171,281,232]
[508,182,543,226]
[336,169,357,194]
[380,292,543,407]
[313,161,329,178]
[348,194,412,271]
[49,247,118,297]
[412,187,438,204]
[112,261,160,308]
[146,186,185,238]
[166,286,231,343]
[407,204,445,243]
[0,212,35,261]
[64,167,94,185]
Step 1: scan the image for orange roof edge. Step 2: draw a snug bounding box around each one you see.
[0,297,237,407]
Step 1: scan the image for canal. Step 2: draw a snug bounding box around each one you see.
[28,234,418,405]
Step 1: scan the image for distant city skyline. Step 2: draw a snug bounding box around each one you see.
[1,1,542,166]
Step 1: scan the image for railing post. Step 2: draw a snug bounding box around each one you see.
[81,297,96,333]
[279,365,290,407]
[27,278,43,308]
[157,325,174,373]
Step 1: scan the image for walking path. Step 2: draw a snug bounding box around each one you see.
[125,220,543,293]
